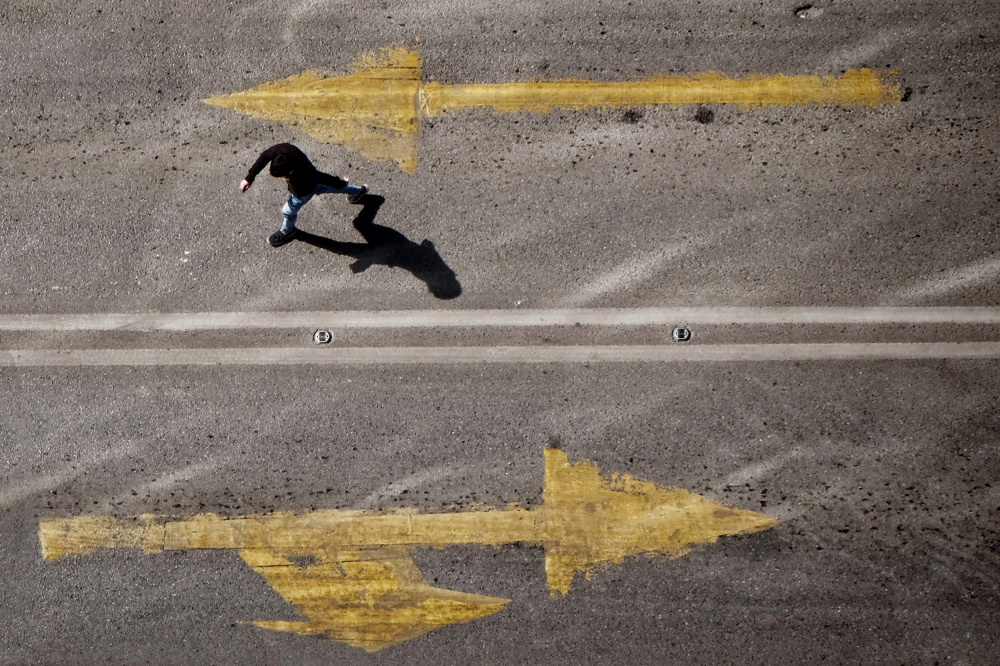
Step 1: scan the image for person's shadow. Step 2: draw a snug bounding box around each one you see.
[296,195,462,300]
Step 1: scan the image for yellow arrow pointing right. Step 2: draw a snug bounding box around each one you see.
[40,451,776,587]
[204,46,902,173]
[40,448,777,651]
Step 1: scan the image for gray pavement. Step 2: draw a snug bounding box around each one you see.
[2,0,999,664]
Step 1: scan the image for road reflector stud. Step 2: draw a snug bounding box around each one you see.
[313,330,332,344]
[673,327,692,342]
[795,4,824,19]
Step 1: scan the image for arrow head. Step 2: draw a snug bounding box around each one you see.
[541,449,777,595]
[203,47,423,173]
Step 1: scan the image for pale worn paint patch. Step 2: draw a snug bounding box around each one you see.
[720,449,806,489]
[561,243,699,307]
[355,463,476,510]
[880,256,1000,305]
[0,440,142,510]
[130,459,219,498]
[203,46,901,172]
[39,450,776,649]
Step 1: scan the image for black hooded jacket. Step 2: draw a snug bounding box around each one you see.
[244,143,347,198]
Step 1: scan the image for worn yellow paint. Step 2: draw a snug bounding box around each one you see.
[203,46,901,172]
[40,450,776,650]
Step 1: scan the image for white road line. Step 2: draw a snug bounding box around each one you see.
[2,307,1000,331]
[3,343,1000,366]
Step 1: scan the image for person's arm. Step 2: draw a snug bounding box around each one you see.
[317,171,349,190]
[240,145,280,191]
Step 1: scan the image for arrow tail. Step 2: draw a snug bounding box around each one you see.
[39,514,165,560]
[423,69,900,115]
[240,546,509,652]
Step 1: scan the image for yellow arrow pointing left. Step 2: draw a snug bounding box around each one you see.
[203,45,901,173]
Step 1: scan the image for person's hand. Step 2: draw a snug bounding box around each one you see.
[239,179,251,192]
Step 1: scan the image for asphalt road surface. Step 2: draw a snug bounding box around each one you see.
[1,1,998,664]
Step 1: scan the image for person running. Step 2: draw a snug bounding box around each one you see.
[239,143,369,247]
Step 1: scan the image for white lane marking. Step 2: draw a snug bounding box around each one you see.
[3,307,1000,331]
[3,343,1000,366]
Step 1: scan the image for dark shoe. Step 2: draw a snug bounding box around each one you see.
[268,228,298,247]
[347,184,369,204]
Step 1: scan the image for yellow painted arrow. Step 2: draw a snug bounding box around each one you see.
[203,46,901,173]
[40,449,776,651]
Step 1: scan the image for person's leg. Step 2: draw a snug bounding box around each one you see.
[280,193,313,232]
[314,182,368,202]
[270,193,313,246]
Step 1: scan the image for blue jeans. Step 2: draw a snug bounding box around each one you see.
[281,182,363,232]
